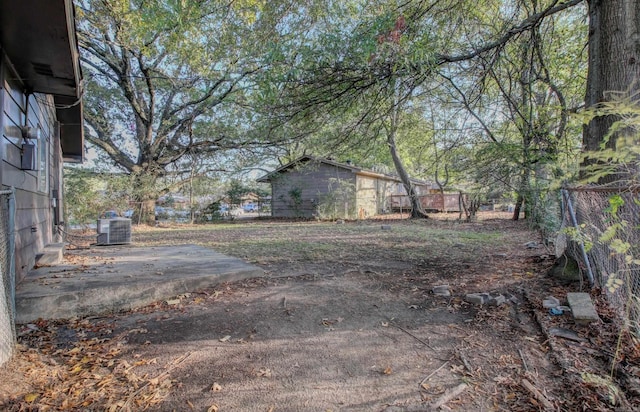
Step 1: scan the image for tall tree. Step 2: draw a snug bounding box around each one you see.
[583,0,640,183]
[269,0,584,218]
[77,0,295,223]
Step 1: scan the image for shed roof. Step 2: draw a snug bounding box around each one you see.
[256,155,433,187]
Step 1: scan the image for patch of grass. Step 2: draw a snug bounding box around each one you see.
[209,238,341,263]
[130,220,510,268]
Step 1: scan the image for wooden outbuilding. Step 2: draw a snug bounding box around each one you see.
[257,156,435,219]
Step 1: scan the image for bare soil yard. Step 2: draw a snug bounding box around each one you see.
[2,213,639,411]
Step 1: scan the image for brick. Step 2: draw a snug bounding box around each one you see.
[567,292,600,324]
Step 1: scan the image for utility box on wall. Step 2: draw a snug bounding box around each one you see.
[21,143,37,170]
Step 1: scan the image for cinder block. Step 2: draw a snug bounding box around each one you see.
[567,292,600,324]
[432,285,450,297]
[489,294,506,306]
[465,293,488,305]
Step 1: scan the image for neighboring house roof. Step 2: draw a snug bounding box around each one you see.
[0,0,84,163]
[256,155,433,187]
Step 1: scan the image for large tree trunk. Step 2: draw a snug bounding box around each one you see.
[387,132,428,219]
[131,170,161,226]
[387,92,429,219]
[583,0,640,182]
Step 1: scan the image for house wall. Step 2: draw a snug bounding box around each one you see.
[270,162,356,218]
[1,55,59,282]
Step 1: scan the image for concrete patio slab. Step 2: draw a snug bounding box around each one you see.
[15,244,264,324]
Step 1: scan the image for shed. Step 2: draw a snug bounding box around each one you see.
[257,156,434,219]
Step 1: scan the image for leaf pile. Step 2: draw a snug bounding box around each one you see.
[1,319,176,411]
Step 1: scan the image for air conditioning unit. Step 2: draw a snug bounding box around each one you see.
[96,218,132,245]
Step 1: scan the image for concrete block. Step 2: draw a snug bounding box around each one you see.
[567,292,600,324]
[432,285,451,297]
[465,293,488,305]
[36,243,65,266]
[489,294,506,306]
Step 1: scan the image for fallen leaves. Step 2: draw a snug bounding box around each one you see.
[1,319,183,411]
[24,393,39,403]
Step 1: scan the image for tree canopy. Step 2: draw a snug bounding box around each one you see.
[74,0,638,224]
[77,0,313,222]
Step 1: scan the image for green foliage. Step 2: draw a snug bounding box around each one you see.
[198,201,226,223]
[225,180,267,207]
[77,0,314,223]
[578,97,640,185]
[226,180,250,207]
[64,168,132,225]
[576,99,640,295]
[287,187,304,217]
[315,178,356,220]
[563,225,593,252]
[568,98,640,377]
[265,1,587,224]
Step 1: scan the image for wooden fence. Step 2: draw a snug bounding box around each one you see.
[389,193,467,213]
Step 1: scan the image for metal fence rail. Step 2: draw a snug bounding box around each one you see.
[0,188,16,365]
[562,186,640,334]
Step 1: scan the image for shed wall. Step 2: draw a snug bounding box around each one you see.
[270,162,356,218]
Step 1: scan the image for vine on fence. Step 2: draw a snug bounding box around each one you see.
[566,96,640,376]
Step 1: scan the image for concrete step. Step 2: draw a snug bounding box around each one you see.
[17,245,264,323]
[35,243,64,266]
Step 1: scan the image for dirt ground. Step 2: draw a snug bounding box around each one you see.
[2,212,639,411]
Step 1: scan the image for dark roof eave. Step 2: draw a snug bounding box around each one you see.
[1,0,85,163]
[0,0,82,98]
[55,95,84,163]
[257,155,434,187]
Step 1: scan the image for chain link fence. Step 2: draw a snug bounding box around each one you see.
[560,186,640,334]
[0,188,16,365]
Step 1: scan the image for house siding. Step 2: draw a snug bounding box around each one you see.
[270,162,356,218]
[1,56,59,282]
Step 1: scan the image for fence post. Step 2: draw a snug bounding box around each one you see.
[562,189,595,286]
[8,187,15,318]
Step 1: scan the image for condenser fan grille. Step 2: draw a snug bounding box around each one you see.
[96,218,132,245]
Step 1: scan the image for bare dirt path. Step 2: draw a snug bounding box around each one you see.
[2,213,639,411]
